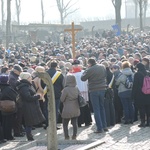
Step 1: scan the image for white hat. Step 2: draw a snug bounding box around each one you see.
[20,72,31,80]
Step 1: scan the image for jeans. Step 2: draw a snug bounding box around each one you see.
[119,91,134,122]
[55,99,60,121]
[44,98,60,126]
[90,90,107,131]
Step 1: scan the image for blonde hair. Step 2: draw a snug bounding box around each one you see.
[122,61,131,69]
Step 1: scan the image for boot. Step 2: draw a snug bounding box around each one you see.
[26,133,34,141]
[146,117,150,127]
[72,135,76,140]
[64,136,69,140]
[138,119,145,127]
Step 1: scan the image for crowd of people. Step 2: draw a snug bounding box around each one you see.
[0,30,150,143]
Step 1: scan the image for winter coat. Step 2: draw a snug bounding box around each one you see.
[16,79,45,126]
[106,68,113,85]
[0,84,17,115]
[60,74,80,119]
[115,68,134,94]
[132,63,150,106]
[8,71,19,90]
[81,64,107,92]
[47,68,64,99]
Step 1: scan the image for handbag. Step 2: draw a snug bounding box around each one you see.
[78,94,87,107]
[0,100,16,113]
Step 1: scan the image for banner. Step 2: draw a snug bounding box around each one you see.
[112,24,121,36]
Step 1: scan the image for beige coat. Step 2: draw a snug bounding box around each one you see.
[60,74,80,119]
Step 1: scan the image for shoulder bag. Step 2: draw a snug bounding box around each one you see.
[0,100,16,113]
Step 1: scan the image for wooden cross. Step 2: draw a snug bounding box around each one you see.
[64,22,82,59]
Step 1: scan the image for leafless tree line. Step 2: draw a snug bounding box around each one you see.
[4,0,79,48]
[3,0,150,48]
[112,0,149,31]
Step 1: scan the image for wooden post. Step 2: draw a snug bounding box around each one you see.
[72,22,75,60]
[64,22,82,59]
[37,72,57,150]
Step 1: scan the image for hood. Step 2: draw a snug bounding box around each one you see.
[122,68,133,76]
[136,63,147,75]
[136,63,146,71]
[65,74,76,87]
[114,70,121,78]
[16,79,31,91]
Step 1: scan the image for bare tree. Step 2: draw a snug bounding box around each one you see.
[137,0,148,31]
[56,0,79,24]
[133,0,138,19]
[134,0,148,29]
[6,0,11,49]
[112,0,122,31]
[41,0,44,24]
[143,0,148,26]
[15,0,21,25]
[138,0,143,31]
[1,0,5,31]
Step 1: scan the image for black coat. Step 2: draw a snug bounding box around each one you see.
[106,67,113,85]
[8,71,19,90]
[47,68,64,99]
[0,84,17,115]
[132,71,150,106]
[16,79,45,126]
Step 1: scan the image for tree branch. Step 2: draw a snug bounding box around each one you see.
[64,8,79,19]
[63,0,72,10]
[65,1,78,12]
[112,0,115,7]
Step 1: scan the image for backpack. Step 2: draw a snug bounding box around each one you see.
[142,76,150,94]
[124,75,133,89]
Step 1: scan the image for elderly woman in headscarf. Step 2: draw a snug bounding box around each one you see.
[132,63,150,127]
[16,72,45,141]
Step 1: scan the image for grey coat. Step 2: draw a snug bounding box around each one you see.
[115,68,134,94]
[81,64,107,92]
[60,74,80,119]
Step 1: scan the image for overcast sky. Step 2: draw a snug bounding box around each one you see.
[7,0,126,24]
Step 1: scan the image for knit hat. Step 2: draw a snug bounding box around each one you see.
[14,64,23,72]
[142,57,149,64]
[72,59,80,65]
[111,64,120,70]
[35,66,45,72]
[110,57,117,63]
[20,72,31,80]
[0,75,9,84]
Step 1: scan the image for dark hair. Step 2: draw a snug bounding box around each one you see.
[88,58,96,66]
[50,60,58,68]
[1,67,8,74]
[0,75,9,84]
